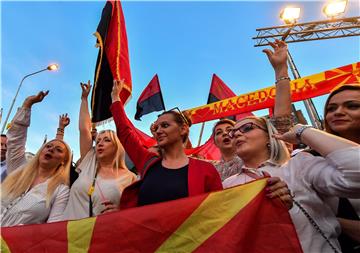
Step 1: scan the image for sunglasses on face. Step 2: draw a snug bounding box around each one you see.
[228,122,266,138]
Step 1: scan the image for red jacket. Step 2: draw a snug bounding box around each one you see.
[110,101,223,209]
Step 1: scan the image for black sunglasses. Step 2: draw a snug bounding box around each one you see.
[228,122,267,138]
[161,107,190,126]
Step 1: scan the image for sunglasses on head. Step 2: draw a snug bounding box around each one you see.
[162,107,190,126]
[228,122,266,138]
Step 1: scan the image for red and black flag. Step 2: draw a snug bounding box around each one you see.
[91,0,132,124]
[208,74,253,120]
[207,74,237,104]
[135,74,165,120]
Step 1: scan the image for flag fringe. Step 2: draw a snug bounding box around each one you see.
[93,117,114,127]
[92,31,104,117]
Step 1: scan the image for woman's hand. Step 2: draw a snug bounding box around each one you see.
[23,90,49,108]
[80,80,91,100]
[58,113,70,129]
[150,123,157,137]
[111,79,124,103]
[262,39,288,78]
[100,200,119,214]
[273,124,309,144]
[266,176,293,210]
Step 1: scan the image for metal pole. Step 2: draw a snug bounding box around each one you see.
[197,122,205,147]
[286,51,323,129]
[1,68,48,134]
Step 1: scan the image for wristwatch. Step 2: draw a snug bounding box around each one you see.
[295,125,313,144]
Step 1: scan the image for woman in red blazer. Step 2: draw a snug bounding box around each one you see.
[110,80,222,209]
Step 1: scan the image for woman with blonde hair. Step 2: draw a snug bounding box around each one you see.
[1,91,71,227]
[223,114,360,253]
[61,81,136,220]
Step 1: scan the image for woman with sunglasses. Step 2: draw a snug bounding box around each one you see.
[214,40,293,182]
[223,116,360,253]
[110,80,222,208]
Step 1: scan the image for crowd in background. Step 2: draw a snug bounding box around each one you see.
[1,40,359,253]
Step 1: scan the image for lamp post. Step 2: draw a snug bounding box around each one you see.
[1,64,59,134]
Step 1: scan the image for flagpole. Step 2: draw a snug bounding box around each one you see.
[197,122,205,147]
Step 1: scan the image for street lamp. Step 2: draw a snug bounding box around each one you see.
[1,64,59,134]
[323,0,348,19]
[47,64,59,71]
[280,7,301,24]
[280,7,323,129]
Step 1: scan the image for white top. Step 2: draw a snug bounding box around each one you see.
[223,147,360,253]
[1,107,70,227]
[1,182,69,227]
[1,160,7,182]
[62,148,137,220]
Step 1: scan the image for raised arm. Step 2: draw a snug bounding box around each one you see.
[263,40,292,133]
[6,91,49,174]
[110,80,154,175]
[79,81,93,159]
[55,113,70,140]
[263,40,291,117]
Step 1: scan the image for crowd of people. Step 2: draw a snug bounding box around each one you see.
[1,40,359,253]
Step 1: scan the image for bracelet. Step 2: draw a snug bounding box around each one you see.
[57,128,64,133]
[295,125,312,144]
[275,76,290,84]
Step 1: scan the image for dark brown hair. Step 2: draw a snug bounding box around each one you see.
[324,83,360,134]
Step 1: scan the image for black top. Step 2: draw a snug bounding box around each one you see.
[138,161,189,206]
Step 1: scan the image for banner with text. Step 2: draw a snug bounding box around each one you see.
[185,62,360,124]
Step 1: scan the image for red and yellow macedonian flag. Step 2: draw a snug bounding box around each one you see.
[1,179,302,253]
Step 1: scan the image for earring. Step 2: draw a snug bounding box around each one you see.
[266,143,271,149]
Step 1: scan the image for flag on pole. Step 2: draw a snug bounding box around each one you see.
[91,0,132,124]
[134,74,165,120]
[208,74,253,120]
[207,74,237,104]
[0,179,302,253]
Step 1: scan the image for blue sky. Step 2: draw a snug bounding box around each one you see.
[1,0,359,160]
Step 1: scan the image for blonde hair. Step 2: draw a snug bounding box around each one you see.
[96,130,128,171]
[1,139,71,207]
[237,116,290,165]
[324,83,360,135]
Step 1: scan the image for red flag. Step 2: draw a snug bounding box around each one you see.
[207,74,237,103]
[185,136,221,160]
[1,179,302,253]
[135,74,165,120]
[208,74,253,120]
[91,0,132,124]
